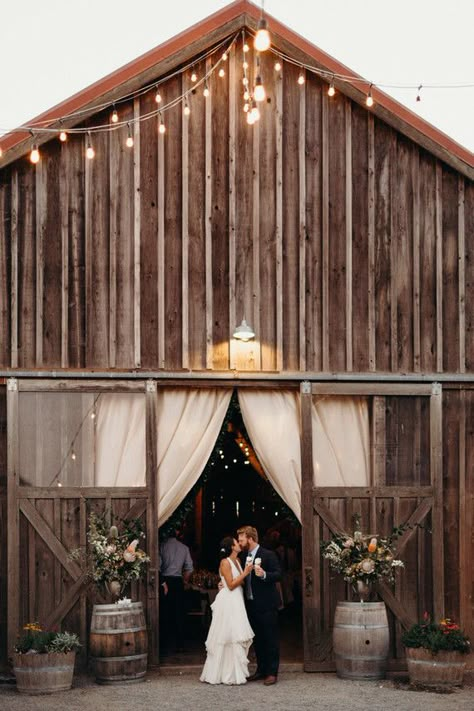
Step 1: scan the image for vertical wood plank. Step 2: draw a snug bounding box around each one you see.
[390,133,398,372]
[321,92,329,371]
[79,495,87,650]
[60,143,69,368]
[68,138,85,369]
[28,513,36,621]
[7,379,19,653]
[146,383,159,666]
[11,171,18,368]
[109,126,118,369]
[205,58,213,370]
[430,383,444,619]
[458,390,468,631]
[54,498,61,609]
[133,98,141,368]
[413,149,421,372]
[372,396,386,485]
[158,113,165,369]
[229,47,237,370]
[275,66,283,372]
[253,104,261,362]
[299,79,306,371]
[300,382,318,668]
[458,177,465,373]
[367,115,375,371]
[345,100,353,371]
[182,76,190,370]
[35,162,45,365]
[435,163,443,372]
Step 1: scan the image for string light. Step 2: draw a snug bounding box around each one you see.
[242,76,249,86]
[274,61,282,72]
[243,102,250,113]
[328,82,336,97]
[59,130,67,142]
[243,89,250,101]
[71,451,76,460]
[86,133,95,159]
[243,42,250,53]
[126,123,134,147]
[111,107,119,123]
[184,100,191,116]
[30,144,40,164]
[250,100,260,123]
[155,86,162,104]
[203,82,210,97]
[366,84,374,107]
[191,70,197,83]
[243,61,249,70]
[247,107,256,125]
[255,0,271,53]
[219,67,225,78]
[222,52,228,61]
[254,75,266,102]
[298,71,305,85]
[159,115,166,134]
[416,84,422,102]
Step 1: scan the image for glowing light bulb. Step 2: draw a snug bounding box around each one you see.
[86,145,95,159]
[247,110,256,125]
[59,131,67,142]
[251,102,260,123]
[30,145,40,164]
[219,68,225,78]
[126,134,134,148]
[254,18,271,52]
[298,72,305,85]
[71,451,76,460]
[243,103,250,113]
[191,71,197,83]
[366,88,374,108]
[243,43,250,53]
[111,108,119,123]
[184,102,191,116]
[254,76,266,102]
[328,83,335,97]
[274,61,282,72]
[203,83,210,97]
[243,61,249,70]
[222,52,228,61]
[242,76,249,87]
[159,118,166,134]
[155,89,162,104]
[243,90,250,101]
[91,411,96,419]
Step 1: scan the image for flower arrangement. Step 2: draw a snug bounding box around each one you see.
[320,515,405,591]
[15,622,81,654]
[189,569,220,589]
[71,511,150,596]
[402,613,471,655]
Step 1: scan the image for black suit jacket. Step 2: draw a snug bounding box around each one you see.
[239,546,282,612]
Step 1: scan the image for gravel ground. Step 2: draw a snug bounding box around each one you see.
[1,671,473,711]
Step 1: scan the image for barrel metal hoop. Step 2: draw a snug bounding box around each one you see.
[90,626,145,634]
[408,658,465,668]
[334,653,387,662]
[91,653,148,663]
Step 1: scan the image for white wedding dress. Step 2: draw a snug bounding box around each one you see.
[200,557,254,685]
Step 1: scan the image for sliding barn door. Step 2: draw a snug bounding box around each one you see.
[7,378,160,666]
[300,381,444,671]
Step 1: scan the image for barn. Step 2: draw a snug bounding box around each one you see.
[0,0,473,673]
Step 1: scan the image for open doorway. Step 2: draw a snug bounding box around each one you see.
[159,391,303,666]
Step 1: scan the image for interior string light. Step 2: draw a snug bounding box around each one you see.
[366,84,374,107]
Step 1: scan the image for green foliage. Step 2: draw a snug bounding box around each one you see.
[402,615,471,654]
[15,623,81,654]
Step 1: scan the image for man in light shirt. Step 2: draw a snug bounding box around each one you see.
[159,530,194,653]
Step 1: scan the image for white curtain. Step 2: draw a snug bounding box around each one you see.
[157,388,232,526]
[238,390,302,520]
[238,391,370,521]
[312,396,370,487]
[95,394,146,486]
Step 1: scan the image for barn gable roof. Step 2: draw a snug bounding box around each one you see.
[0,0,472,178]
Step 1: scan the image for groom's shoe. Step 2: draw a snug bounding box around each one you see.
[263,675,278,686]
[247,672,265,682]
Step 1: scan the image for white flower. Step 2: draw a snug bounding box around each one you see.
[391,559,404,568]
[359,558,375,574]
[343,538,354,548]
[354,531,362,542]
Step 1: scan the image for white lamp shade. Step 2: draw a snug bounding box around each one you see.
[233,319,255,341]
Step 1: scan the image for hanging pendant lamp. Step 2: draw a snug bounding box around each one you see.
[232,318,255,341]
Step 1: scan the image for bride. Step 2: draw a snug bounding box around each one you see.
[200,536,254,685]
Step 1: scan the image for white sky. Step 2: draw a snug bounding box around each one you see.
[1,0,473,152]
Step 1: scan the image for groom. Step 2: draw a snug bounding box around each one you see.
[237,525,282,685]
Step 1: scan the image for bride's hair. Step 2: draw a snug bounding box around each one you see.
[219,536,235,560]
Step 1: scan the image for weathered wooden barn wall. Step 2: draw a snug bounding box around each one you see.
[0,45,472,374]
[0,387,6,668]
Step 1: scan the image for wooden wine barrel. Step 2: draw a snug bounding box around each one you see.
[90,602,148,684]
[13,651,76,694]
[333,602,389,680]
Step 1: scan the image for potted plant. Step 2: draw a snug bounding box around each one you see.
[71,511,150,683]
[13,622,81,695]
[321,515,406,680]
[402,613,471,688]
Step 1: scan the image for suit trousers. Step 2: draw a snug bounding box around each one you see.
[160,576,185,650]
[246,601,279,676]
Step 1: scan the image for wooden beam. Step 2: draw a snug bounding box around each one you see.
[60,142,69,368]
[228,46,237,370]
[458,177,465,373]
[377,580,415,629]
[275,65,283,372]
[313,498,345,536]
[109,126,118,369]
[392,497,433,556]
[314,486,433,498]
[181,74,189,371]
[299,78,306,371]
[19,499,83,580]
[413,148,421,372]
[345,99,353,372]
[435,163,443,372]
[430,382,444,619]
[18,379,147,392]
[125,498,147,521]
[321,92,329,371]
[10,171,18,368]
[253,92,261,367]
[132,99,141,368]
[145,381,159,666]
[311,382,433,396]
[7,378,20,652]
[367,115,375,371]
[157,112,165,369]
[44,572,89,630]
[390,132,398,372]
[35,160,45,365]
[205,57,213,370]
